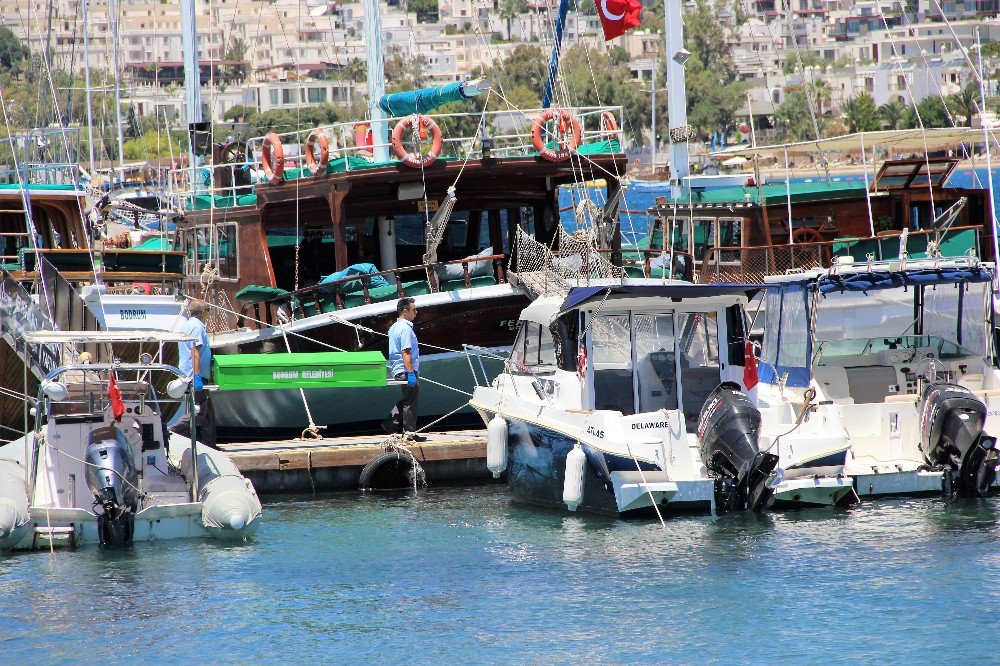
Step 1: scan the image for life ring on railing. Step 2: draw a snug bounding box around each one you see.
[391,115,444,168]
[354,122,373,157]
[599,111,618,137]
[531,109,582,163]
[261,132,285,185]
[304,130,330,176]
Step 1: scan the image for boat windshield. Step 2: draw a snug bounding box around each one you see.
[813,335,980,365]
[812,279,991,358]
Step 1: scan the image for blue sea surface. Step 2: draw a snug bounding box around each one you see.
[3,486,1000,663]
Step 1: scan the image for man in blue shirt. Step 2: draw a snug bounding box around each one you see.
[382,297,425,440]
[170,299,217,447]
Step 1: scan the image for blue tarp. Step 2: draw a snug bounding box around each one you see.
[378,82,473,117]
[815,267,994,294]
[320,263,389,294]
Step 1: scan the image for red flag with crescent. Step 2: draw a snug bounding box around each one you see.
[108,371,125,422]
[595,0,642,41]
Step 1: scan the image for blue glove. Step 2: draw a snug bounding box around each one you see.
[193,373,204,391]
[406,371,418,387]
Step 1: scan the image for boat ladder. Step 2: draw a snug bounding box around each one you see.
[32,525,76,550]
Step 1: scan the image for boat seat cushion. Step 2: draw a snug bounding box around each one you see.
[236,284,292,303]
[435,247,494,282]
[320,263,389,294]
[439,275,497,291]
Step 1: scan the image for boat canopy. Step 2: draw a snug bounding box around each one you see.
[561,283,761,311]
[764,265,994,295]
[25,330,195,344]
[378,81,476,117]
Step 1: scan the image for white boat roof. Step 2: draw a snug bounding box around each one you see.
[712,127,991,159]
[519,296,564,326]
[25,330,195,343]
[763,258,994,284]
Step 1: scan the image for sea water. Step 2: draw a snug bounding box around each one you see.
[3,485,1000,663]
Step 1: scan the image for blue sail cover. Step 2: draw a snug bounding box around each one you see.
[378,82,473,117]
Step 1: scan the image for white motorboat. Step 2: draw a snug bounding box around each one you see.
[0,331,262,550]
[754,255,1000,500]
[469,282,851,517]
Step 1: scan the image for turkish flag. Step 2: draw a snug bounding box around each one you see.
[595,0,643,40]
[108,372,125,423]
[743,341,759,391]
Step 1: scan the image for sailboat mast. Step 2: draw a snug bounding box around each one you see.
[181,0,203,173]
[109,0,125,170]
[975,28,999,267]
[363,0,389,162]
[81,0,95,172]
[664,0,689,182]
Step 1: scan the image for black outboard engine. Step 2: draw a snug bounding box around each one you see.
[698,383,780,512]
[920,383,998,497]
[85,427,139,547]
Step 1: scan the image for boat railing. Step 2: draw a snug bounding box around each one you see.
[592,248,696,281]
[0,163,81,188]
[696,224,984,284]
[236,253,507,329]
[165,104,624,211]
[0,268,61,377]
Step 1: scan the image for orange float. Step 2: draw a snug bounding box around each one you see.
[599,110,619,136]
[531,109,582,162]
[304,130,330,176]
[391,115,444,168]
[261,132,285,185]
[354,122,373,157]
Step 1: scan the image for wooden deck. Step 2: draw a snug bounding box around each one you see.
[219,429,492,495]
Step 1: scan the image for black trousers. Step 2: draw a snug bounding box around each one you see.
[384,373,419,433]
[169,389,217,449]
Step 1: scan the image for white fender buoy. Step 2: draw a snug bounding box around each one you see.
[486,414,508,478]
[562,444,586,511]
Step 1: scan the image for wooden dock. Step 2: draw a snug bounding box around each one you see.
[219,429,492,495]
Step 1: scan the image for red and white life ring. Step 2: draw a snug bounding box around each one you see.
[304,130,330,176]
[354,122,373,157]
[391,114,444,168]
[261,132,285,185]
[531,109,582,162]
[599,111,618,136]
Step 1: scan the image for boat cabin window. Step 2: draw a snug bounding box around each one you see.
[634,314,678,413]
[776,288,808,370]
[511,322,556,371]
[181,223,239,280]
[591,314,635,414]
[761,290,781,370]
[677,312,721,429]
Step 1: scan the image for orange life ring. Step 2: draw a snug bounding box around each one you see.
[304,130,330,176]
[261,132,285,185]
[391,115,444,168]
[354,122,373,157]
[531,109,582,162]
[600,111,618,136]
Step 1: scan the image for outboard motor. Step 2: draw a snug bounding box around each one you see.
[920,383,998,497]
[85,427,139,547]
[697,383,781,512]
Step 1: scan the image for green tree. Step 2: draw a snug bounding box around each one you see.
[776,87,825,141]
[807,78,831,115]
[408,0,438,23]
[0,27,28,78]
[947,82,978,127]
[385,54,426,93]
[497,0,527,40]
[878,100,905,129]
[781,49,823,75]
[840,92,879,133]
[679,0,747,138]
[901,96,951,129]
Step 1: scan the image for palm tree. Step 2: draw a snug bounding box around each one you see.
[947,82,978,127]
[840,92,880,133]
[878,100,906,130]
[497,0,526,41]
[807,78,832,116]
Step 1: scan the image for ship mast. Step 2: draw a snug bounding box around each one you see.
[363,0,390,162]
[664,0,689,184]
[181,0,203,173]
